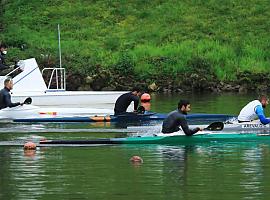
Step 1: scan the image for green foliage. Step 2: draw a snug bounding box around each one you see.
[1,0,270,83]
[113,52,135,75]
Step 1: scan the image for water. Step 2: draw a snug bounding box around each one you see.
[1,92,270,200]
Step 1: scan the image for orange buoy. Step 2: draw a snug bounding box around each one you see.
[24,142,37,150]
[141,93,151,102]
[130,155,143,163]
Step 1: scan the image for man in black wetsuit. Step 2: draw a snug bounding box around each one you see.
[162,99,202,135]
[0,77,23,109]
[0,44,9,70]
[114,87,142,115]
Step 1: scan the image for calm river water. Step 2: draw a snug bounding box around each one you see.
[1,92,270,200]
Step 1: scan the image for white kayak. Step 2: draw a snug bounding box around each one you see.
[222,120,270,132]
[128,120,270,134]
[0,105,113,120]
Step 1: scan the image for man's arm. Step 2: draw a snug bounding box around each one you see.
[255,105,270,125]
[179,119,200,136]
[4,93,20,108]
[132,96,139,111]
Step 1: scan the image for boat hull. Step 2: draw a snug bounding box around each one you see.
[0,105,113,120]
[11,91,126,109]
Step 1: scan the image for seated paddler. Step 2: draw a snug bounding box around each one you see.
[0,77,23,109]
[162,99,202,135]
[238,94,270,124]
[114,87,142,116]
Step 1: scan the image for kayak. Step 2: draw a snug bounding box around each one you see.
[13,112,234,123]
[222,121,270,132]
[39,131,270,146]
[190,120,270,133]
[129,121,270,134]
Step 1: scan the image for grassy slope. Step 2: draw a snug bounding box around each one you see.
[1,0,270,82]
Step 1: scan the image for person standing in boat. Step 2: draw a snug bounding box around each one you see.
[0,77,23,109]
[238,95,270,124]
[162,99,202,135]
[114,87,142,115]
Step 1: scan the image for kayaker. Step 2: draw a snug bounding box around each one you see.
[238,95,270,124]
[0,77,23,109]
[114,87,142,115]
[162,99,202,135]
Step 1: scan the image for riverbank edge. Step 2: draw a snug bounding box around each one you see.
[69,70,269,94]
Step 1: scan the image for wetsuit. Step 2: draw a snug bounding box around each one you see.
[162,110,200,135]
[0,53,8,70]
[114,92,139,115]
[0,87,21,109]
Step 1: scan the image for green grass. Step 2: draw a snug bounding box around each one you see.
[1,0,270,85]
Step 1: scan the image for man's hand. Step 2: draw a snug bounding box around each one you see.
[198,127,203,131]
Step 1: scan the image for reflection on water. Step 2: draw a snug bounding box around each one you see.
[1,143,270,200]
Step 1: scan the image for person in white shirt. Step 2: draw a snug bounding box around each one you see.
[238,95,270,124]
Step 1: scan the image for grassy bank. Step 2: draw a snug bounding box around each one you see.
[1,0,270,91]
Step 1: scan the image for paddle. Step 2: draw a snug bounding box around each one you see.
[23,97,32,105]
[137,106,145,114]
[204,122,224,131]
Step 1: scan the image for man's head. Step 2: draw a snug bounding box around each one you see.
[178,99,191,114]
[4,77,13,90]
[259,95,269,108]
[131,87,142,97]
[0,43,8,55]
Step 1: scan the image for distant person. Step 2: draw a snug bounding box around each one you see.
[0,77,23,109]
[162,99,202,135]
[0,43,9,71]
[238,95,270,124]
[114,87,142,115]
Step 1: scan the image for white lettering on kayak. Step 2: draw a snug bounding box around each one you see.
[242,124,269,129]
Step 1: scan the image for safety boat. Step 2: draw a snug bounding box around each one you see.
[0,58,126,109]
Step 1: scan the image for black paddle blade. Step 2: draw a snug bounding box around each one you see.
[204,122,224,131]
[24,97,32,104]
[137,106,145,114]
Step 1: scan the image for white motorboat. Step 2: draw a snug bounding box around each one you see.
[0,58,126,109]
